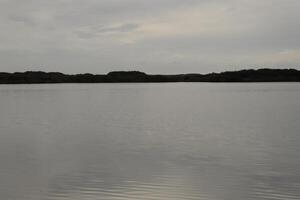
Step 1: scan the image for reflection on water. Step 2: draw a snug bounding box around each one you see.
[0,83,300,200]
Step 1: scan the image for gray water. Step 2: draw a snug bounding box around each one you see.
[0,83,299,200]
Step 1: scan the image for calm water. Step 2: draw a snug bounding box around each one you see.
[0,83,299,200]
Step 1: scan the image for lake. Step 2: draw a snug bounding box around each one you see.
[0,83,299,200]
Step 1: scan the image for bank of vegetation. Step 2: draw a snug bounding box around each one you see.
[0,68,299,84]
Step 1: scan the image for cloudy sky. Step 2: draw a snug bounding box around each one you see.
[0,0,300,74]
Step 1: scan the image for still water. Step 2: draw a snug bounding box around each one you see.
[0,83,299,200]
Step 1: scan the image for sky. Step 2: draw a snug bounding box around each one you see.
[0,0,300,74]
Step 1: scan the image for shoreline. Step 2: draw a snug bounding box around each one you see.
[0,68,299,84]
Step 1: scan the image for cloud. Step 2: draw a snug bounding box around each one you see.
[0,0,300,73]
[75,23,140,39]
[97,23,140,34]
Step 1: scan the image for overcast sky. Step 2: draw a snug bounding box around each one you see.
[0,0,300,74]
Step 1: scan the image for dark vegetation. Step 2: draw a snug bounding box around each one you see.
[0,69,299,84]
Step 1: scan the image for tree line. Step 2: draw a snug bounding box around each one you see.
[0,68,299,84]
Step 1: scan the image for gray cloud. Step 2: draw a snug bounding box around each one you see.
[76,23,140,39]
[96,23,140,34]
[0,0,300,73]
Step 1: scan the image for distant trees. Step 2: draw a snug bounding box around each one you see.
[0,68,299,84]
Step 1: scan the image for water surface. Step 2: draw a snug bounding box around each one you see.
[0,83,300,200]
